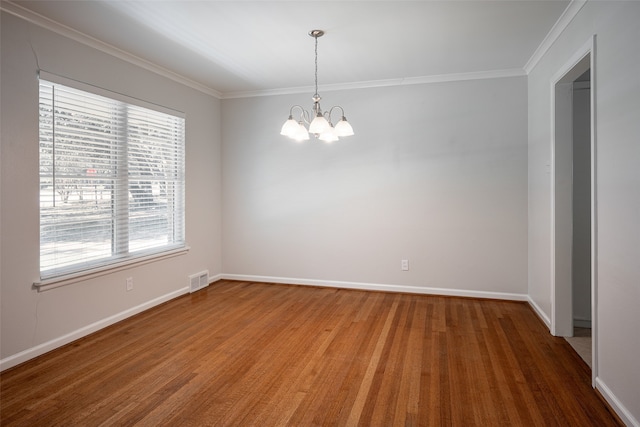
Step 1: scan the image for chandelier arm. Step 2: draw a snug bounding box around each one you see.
[289,105,311,123]
[322,110,333,125]
[289,104,304,115]
[327,105,346,119]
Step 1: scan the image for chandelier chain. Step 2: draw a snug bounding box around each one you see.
[314,35,319,98]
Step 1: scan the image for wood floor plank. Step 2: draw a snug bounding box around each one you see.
[347,298,399,426]
[1,280,622,426]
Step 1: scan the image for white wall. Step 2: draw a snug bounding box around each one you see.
[222,77,528,298]
[4,3,636,423]
[0,12,222,368]
[527,1,640,424]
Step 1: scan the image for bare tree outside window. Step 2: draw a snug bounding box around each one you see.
[39,78,185,279]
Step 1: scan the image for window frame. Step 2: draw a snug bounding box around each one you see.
[36,71,188,291]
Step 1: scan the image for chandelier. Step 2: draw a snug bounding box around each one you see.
[280,30,354,143]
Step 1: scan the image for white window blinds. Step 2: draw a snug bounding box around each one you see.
[39,76,185,280]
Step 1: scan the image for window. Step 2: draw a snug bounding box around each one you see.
[39,74,185,280]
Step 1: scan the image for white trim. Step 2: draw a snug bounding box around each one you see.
[221,274,528,302]
[573,81,590,90]
[524,0,588,74]
[38,70,186,118]
[208,273,223,284]
[595,377,640,427]
[550,38,593,336]
[550,80,574,338]
[34,246,190,292]
[0,1,222,99]
[550,34,597,385]
[2,0,588,99]
[528,296,552,328]
[589,36,598,389]
[1,0,526,100]
[2,275,526,372]
[222,68,526,99]
[549,37,593,86]
[0,287,190,372]
[573,318,592,329]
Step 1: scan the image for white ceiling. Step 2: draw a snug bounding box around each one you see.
[9,1,571,97]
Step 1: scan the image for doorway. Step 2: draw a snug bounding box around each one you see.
[565,72,592,368]
[551,36,597,383]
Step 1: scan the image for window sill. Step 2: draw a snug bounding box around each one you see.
[34,246,190,292]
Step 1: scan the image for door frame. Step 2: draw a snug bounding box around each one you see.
[550,35,597,386]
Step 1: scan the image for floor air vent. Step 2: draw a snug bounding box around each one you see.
[189,270,209,293]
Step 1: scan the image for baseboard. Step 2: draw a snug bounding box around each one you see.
[573,318,592,329]
[220,274,528,301]
[5,273,525,373]
[208,273,223,284]
[596,377,640,427]
[0,286,190,372]
[527,296,551,329]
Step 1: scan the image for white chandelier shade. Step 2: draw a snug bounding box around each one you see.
[281,30,354,143]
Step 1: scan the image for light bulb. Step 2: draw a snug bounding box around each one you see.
[280,116,299,137]
[309,114,330,134]
[319,126,339,143]
[292,122,310,141]
[334,117,354,137]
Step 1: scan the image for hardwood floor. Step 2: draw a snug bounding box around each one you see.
[1,280,621,426]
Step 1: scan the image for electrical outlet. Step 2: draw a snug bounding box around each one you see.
[126,277,133,291]
[401,259,409,271]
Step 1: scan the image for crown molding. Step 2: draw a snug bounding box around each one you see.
[222,68,527,99]
[0,0,223,99]
[524,0,588,74]
[3,0,584,100]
